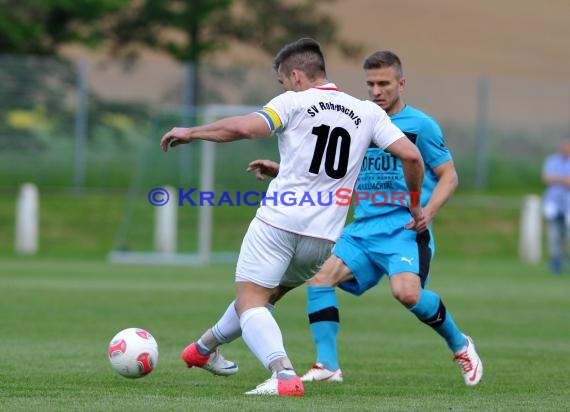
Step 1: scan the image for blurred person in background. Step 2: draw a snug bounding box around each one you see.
[542,137,570,274]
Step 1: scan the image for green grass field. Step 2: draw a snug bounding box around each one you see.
[1,258,568,411]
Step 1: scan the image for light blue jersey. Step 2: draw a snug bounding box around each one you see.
[542,153,570,219]
[354,105,452,220]
[335,104,452,295]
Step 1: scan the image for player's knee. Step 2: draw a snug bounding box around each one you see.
[308,256,353,287]
[392,287,420,307]
[307,272,335,287]
[390,273,421,307]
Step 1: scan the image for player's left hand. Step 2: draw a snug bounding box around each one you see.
[246,159,279,180]
[160,127,193,152]
[421,205,436,227]
[405,204,428,232]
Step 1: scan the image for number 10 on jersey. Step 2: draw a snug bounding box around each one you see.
[308,124,351,179]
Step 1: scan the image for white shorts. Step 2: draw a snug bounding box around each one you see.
[235,218,334,288]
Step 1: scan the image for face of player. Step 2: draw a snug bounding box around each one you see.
[365,66,405,115]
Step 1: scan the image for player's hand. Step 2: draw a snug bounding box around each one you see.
[421,205,436,227]
[246,159,280,180]
[405,204,428,232]
[160,127,193,152]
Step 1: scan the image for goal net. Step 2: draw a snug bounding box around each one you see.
[108,104,279,266]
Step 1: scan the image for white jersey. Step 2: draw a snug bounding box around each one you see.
[255,83,404,241]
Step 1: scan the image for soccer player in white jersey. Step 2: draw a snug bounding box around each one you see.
[160,38,425,396]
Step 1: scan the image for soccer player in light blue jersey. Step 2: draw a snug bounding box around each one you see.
[302,50,482,386]
[248,50,483,386]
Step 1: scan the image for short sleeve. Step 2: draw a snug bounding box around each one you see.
[416,117,452,168]
[256,92,298,135]
[255,106,283,136]
[371,104,405,149]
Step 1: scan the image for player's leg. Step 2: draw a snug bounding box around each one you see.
[180,218,275,376]
[235,219,308,396]
[242,245,335,397]
[390,272,466,350]
[302,256,346,382]
[183,286,293,377]
[181,299,241,376]
[244,236,332,394]
[235,281,301,396]
[181,219,302,395]
[184,283,303,396]
[560,212,570,272]
[235,281,292,376]
[388,230,482,386]
[303,231,380,382]
[546,215,563,274]
[390,272,482,385]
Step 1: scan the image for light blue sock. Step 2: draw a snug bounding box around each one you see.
[307,286,340,371]
[409,289,467,353]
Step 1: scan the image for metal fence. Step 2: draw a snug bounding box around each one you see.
[1,54,569,191]
[3,54,565,260]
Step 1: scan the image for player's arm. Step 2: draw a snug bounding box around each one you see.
[543,168,570,186]
[423,160,458,224]
[543,174,565,185]
[246,159,280,181]
[384,137,427,231]
[542,159,562,185]
[160,113,271,152]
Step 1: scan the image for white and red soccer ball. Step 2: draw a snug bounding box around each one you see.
[108,328,159,378]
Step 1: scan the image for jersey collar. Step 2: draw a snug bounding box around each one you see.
[313,83,341,91]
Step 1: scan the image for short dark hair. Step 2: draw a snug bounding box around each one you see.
[362,50,403,79]
[273,38,326,80]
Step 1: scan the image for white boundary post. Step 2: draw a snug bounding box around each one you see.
[154,185,177,253]
[198,106,217,265]
[519,194,542,264]
[198,140,214,264]
[197,105,258,265]
[109,105,257,266]
[15,183,39,255]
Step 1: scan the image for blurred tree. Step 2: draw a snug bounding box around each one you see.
[0,0,361,148]
[111,0,360,60]
[0,0,360,59]
[111,0,362,102]
[216,0,361,57]
[0,0,131,54]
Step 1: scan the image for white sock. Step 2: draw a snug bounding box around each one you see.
[240,307,287,370]
[209,300,276,345]
[211,300,242,344]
